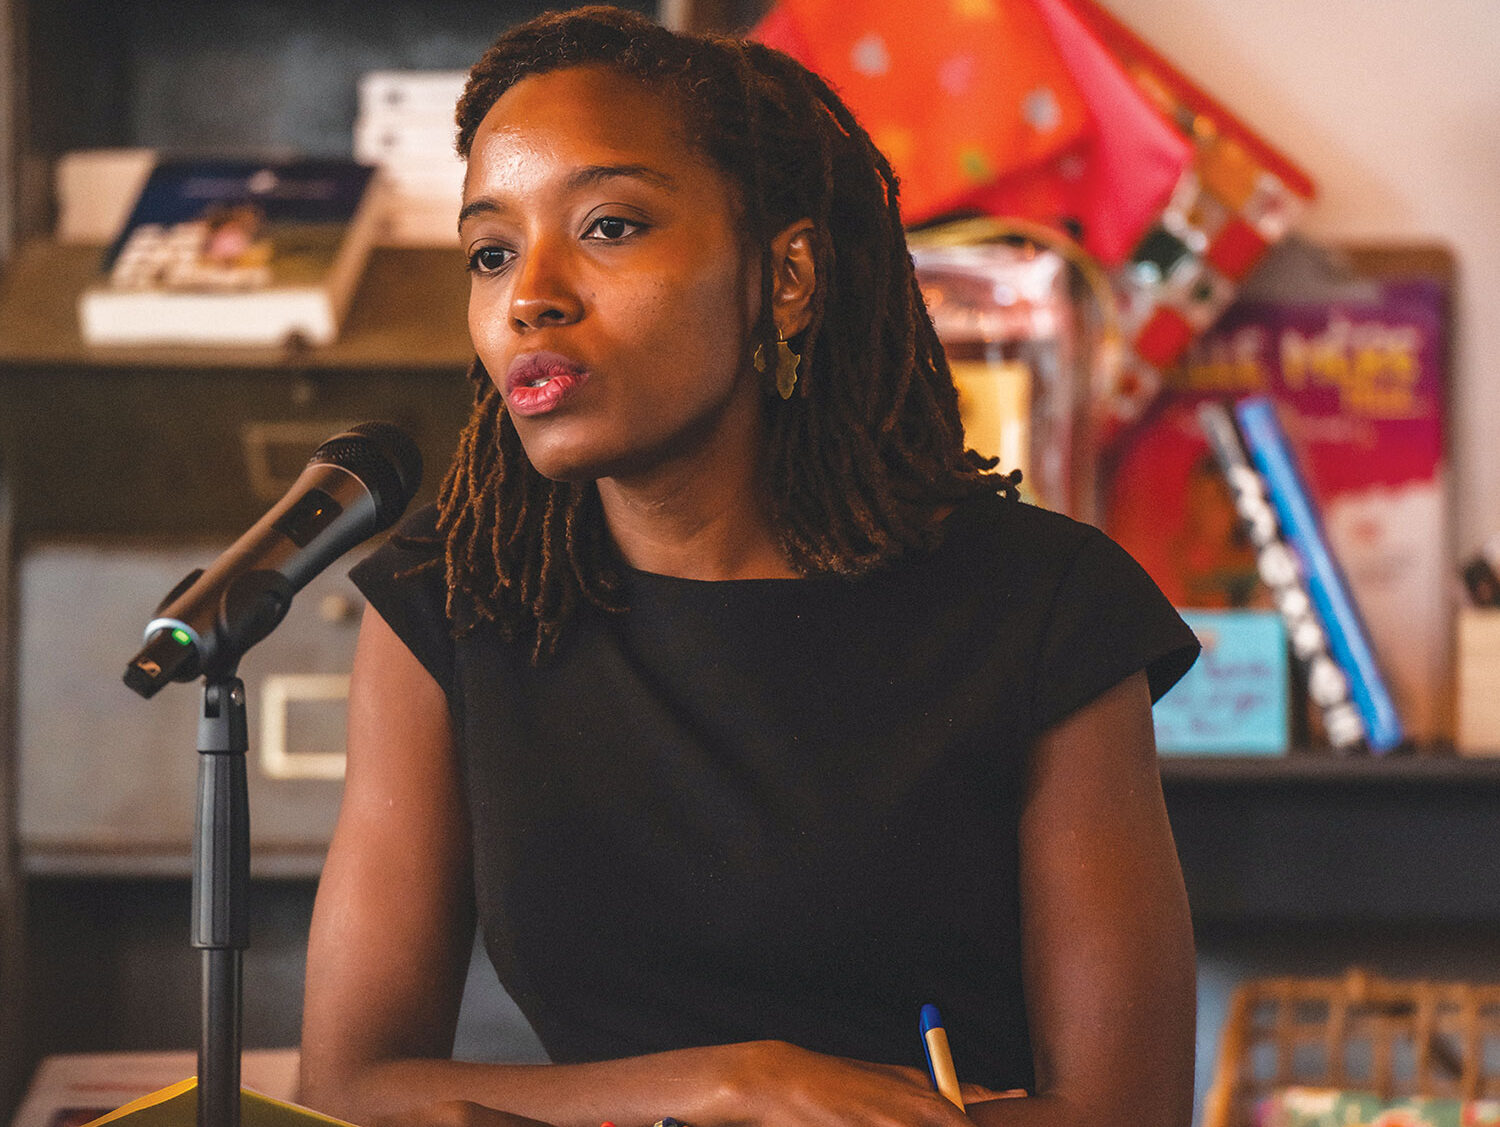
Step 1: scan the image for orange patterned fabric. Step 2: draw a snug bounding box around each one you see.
[754,0,1092,223]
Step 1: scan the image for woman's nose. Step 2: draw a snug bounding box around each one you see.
[509,245,584,330]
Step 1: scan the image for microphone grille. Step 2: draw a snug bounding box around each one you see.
[310,422,423,528]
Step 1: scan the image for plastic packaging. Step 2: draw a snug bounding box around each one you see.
[912,242,1089,517]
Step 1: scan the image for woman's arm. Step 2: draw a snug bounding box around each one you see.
[300,608,997,1127]
[968,670,1197,1127]
[298,604,478,1114]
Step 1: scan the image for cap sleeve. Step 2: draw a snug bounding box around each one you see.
[1032,525,1200,732]
[348,504,455,697]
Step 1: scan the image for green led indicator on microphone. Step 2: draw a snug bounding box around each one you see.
[172,628,192,646]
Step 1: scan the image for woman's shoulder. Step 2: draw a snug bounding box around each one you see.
[939,493,1201,715]
[357,503,444,570]
[348,503,456,690]
[938,489,1102,574]
[934,490,1192,643]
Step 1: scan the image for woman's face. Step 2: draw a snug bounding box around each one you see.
[460,64,763,486]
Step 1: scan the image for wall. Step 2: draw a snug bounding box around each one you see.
[0,0,15,260]
[1098,0,1500,560]
[1021,5,1500,1114]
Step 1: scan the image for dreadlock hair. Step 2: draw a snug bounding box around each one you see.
[429,4,1020,661]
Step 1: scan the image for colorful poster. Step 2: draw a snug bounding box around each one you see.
[1104,263,1450,739]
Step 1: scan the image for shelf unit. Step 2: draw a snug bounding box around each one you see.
[0,238,480,1112]
[0,242,476,371]
[0,243,476,535]
[1159,748,1500,787]
[1,0,1496,1122]
[1158,749,1500,928]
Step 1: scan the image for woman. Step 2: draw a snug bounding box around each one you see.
[299,7,1200,1126]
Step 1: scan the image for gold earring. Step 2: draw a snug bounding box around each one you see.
[774,336,801,400]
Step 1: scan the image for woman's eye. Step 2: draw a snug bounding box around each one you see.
[467,246,512,274]
[584,216,643,241]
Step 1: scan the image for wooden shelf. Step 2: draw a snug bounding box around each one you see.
[1159,748,1500,787]
[1160,748,1500,923]
[0,240,475,371]
[21,842,325,881]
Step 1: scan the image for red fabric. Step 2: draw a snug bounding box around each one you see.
[1064,0,1316,202]
[1134,306,1194,368]
[1010,0,1191,265]
[1205,217,1270,281]
[752,0,1092,224]
[754,0,1191,265]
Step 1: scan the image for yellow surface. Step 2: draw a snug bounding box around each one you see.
[83,1078,358,1127]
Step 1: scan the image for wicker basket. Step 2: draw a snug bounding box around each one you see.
[1203,969,1500,1127]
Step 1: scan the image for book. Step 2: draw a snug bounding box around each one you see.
[1196,399,1364,751]
[77,158,384,348]
[1257,1086,1500,1127]
[755,0,1313,432]
[1152,609,1290,755]
[1102,241,1451,740]
[1234,395,1404,753]
[1060,0,1317,429]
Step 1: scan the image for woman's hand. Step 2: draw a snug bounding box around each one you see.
[712,1039,1007,1127]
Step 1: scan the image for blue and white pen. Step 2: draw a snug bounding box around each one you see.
[920,1003,965,1110]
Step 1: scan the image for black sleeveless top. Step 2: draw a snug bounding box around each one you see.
[350,492,1198,1092]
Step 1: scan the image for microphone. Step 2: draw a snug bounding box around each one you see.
[123,421,422,699]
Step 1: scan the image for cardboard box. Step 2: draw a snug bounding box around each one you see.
[1456,608,1500,755]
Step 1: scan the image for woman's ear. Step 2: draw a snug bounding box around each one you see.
[770,219,817,337]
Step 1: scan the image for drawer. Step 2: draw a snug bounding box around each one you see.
[0,366,471,538]
[17,539,381,876]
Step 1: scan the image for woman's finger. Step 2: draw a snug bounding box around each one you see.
[960,1083,1029,1102]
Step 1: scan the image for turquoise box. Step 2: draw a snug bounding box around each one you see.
[1154,610,1289,755]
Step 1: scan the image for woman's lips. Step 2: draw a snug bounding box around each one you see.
[505,352,591,417]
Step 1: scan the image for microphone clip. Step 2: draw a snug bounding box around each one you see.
[123,569,294,698]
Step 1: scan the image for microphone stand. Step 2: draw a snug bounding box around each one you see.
[120,423,423,1127]
[194,674,250,1127]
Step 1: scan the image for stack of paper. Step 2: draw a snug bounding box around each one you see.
[355,70,468,247]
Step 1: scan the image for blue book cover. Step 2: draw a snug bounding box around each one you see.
[1234,396,1405,752]
[79,158,381,347]
[1197,399,1365,751]
[1154,609,1289,754]
[101,159,375,268]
